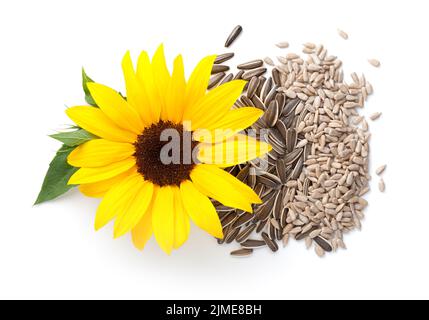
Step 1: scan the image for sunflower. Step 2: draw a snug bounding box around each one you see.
[65,45,271,254]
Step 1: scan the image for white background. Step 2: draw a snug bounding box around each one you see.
[0,0,428,300]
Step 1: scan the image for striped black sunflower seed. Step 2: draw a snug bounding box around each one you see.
[211,64,229,75]
[242,67,267,81]
[235,224,257,243]
[241,239,266,248]
[262,232,279,252]
[272,68,281,86]
[225,25,243,47]
[237,59,264,70]
[233,70,244,80]
[225,227,241,244]
[314,236,333,252]
[219,73,234,85]
[232,212,253,229]
[246,76,260,99]
[208,72,225,89]
[214,52,234,64]
[263,100,279,127]
[230,248,253,256]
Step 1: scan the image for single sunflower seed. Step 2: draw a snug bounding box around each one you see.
[246,76,260,98]
[272,68,281,87]
[261,232,279,252]
[225,25,243,47]
[230,248,253,256]
[232,212,254,229]
[379,178,385,192]
[314,236,333,252]
[225,227,241,243]
[208,72,225,89]
[368,59,381,68]
[237,59,264,70]
[264,57,275,66]
[211,64,229,75]
[337,29,349,40]
[235,224,257,243]
[219,73,234,85]
[369,112,382,121]
[315,245,325,257]
[214,52,234,64]
[233,70,245,80]
[376,165,387,175]
[242,67,267,80]
[276,41,289,49]
[241,239,266,248]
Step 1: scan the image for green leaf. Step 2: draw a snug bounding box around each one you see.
[82,67,97,107]
[34,145,79,205]
[50,129,97,147]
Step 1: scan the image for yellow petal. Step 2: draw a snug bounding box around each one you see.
[184,55,216,112]
[113,180,154,238]
[197,133,272,167]
[121,51,137,102]
[180,180,223,239]
[94,172,143,230]
[183,80,246,130]
[152,44,170,120]
[78,168,135,198]
[136,51,161,123]
[87,83,143,134]
[193,107,263,143]
[68,139,135,168]
[66,106,137,143]
[151,186,175,254]
[191,164,261,212]
[122,51,152,126]
[132,210,154,250]
[172,187,190,249]
[164,54,186,123]
[132,188,157,250]
[68,158,136,185]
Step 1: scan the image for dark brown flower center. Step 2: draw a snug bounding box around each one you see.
[134,121,199,187]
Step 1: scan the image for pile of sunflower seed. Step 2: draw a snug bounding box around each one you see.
[209,27,374,257]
